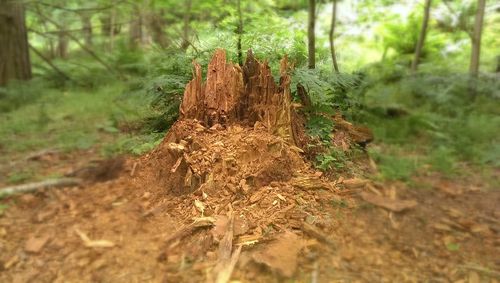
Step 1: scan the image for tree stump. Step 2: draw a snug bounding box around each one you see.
[180,49,305,147]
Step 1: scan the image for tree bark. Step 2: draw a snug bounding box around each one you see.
[411,0,432,73]
[329,0,339,72]
[308,0,316,69]
[236,0,243,66]
[181,0,192,50]
[469,0,486,77]
[0,0,32,86]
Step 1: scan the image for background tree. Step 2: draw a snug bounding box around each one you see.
[469,0,486,77]
[329,0,339,72]
[411,0,432,73]
[308,0,316,69]
[0,0,32,86]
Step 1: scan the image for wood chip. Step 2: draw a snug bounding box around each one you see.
[25,235,50,253]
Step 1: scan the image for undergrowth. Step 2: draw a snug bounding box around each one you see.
[357,62,500,182]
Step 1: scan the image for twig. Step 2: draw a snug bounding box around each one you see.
[0,178,82,195]
[130,162,138,177]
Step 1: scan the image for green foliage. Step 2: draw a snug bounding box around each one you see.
[291,68,362,113]
[142,49,195,132]
[357,61,500,179]
[369,147,420,181]
[7,170,35,184]
[315,147,348,171]
[102,132,164,156]
[0,79,53,113]
[0,83,151,158]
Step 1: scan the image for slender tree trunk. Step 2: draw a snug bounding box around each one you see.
[129,3,143,49]
[80,12,93,48]
[308,0,316,69]
[469,0,486,77]
[181,0,192,50]
[0,0,32,86]
[109,5,116,51]
[236,0,243,66]
[411,0,432,73]
[149,8,169,48]
[329,0,339,72]
[56,31,68,58]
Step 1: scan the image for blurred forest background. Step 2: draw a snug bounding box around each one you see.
[1,0,499,186]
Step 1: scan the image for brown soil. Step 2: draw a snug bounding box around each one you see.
[0,50,498,282]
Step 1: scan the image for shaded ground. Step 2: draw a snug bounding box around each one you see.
[0,139,498,282]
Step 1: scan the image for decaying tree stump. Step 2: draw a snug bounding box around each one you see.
[180,49,305,147]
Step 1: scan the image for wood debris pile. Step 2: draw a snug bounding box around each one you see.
[130,49,346,279]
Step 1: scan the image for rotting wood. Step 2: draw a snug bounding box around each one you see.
[163,217,216,246]
[213,213,238,283]
[179,49,305,147]
[0,178,82,195]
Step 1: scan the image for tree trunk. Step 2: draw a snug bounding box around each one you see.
[149,9,169,48]
[329,0,339,72]
[0,0,32,86]
[469,0,486,77]
[181,0,192,50]
[57,31,68,59]
[236,0,243,66]
[411,0,432,73]
[129,3,143,49]
[80,12,93,48]
[109,5,116,51]
[307,0,316,69]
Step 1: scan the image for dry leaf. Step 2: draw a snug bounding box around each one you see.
[360,192,417,212]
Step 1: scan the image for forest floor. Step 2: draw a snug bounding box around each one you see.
[0,122,498,283]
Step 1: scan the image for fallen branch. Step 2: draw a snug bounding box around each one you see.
[0,178,82,195]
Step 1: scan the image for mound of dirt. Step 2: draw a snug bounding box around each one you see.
[0,50,350,282]
[127,50,346,280]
